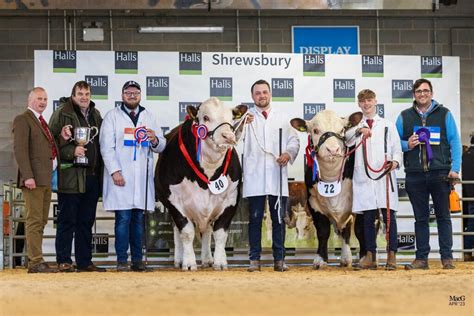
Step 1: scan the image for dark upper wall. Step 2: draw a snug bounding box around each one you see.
[0,3,473,183]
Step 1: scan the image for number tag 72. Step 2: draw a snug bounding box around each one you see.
[317,180,342,197]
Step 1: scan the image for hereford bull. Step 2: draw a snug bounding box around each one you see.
[291,110,364,269]
[155,97,247,271]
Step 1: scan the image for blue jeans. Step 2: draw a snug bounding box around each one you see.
[56,175,99,269]
[363,209,398,253]
[405,170,453,260]
[115,209,144,263]
[248,195,287,261]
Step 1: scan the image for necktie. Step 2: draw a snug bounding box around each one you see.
[38,115,57,159]
[366,119,374,129]
[130,111,136,119]
[262,111,268,119]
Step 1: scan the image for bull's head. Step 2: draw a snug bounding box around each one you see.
[187,97,248,153]
[291,110,348,163]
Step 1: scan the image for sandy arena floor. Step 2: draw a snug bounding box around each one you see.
[0,262,472,316]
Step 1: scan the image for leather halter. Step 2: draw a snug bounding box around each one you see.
[314,131,345,153]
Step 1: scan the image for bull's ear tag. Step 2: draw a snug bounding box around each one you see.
[317,180,341,197]
[209,175,229,194]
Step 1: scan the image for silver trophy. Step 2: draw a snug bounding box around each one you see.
[70,126,98,167]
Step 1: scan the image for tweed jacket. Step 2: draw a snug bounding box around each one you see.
[13,109,59,187]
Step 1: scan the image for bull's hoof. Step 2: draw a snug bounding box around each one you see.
[201,260,214,268]
[340,259,353,268]
[181,264,198,271]
[174,261,182,269]
[213,264,228,271]
[312,255,328,270]
[312,262,328,270]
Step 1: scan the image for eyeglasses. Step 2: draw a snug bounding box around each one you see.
[123,91,141,97]
[414,89,431,95]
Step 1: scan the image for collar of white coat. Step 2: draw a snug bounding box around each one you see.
[362,114,380,127]
[253,106,272,118]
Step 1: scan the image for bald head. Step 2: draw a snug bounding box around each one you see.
[28,87,48,114]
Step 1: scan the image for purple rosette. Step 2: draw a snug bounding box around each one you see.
[416,127,433,162]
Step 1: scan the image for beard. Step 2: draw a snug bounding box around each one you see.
[255,98,270,109]
[123,100,139,110]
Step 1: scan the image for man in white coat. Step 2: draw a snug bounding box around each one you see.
[243,79,300,272]
[100,81,166,272]
[346,89,402,270]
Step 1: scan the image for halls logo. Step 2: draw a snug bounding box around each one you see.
[115,51,138,74]
[392,80,413,103]
[333,79,355,102]
[147,77,169,101]
[397,180,407,198]
[272,78,294,102]
[303,103,325,120]
[85,75,108,100]
[210,77,232,101]
[92,233,109,254]
[362,55,384,77]
[376,104,384,118]
[421,56,442,78]
[397,233,415,252]
[179,102,200,122]
[429,204,437,227]
[53,100,61,112]
[303,54,325,76]
[53,50,76,73]
[179,52,202,75]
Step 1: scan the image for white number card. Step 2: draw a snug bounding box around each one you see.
[208,175,229,195]
[317,180,341,197]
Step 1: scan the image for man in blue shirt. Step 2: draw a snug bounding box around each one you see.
[396,78,462,270]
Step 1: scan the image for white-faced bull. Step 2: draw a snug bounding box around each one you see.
[155,97,247,271]
[291,110,365,269]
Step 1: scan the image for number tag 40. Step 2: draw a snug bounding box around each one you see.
[317,180,342,197]
[208,174,229,195]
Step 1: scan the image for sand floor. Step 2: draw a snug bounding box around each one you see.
[0,262,472,316]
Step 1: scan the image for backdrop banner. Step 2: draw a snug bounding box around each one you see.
[35,51,462,260]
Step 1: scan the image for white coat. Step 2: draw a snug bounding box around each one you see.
[242,107,300,198]
[346,115,402,213]
[100,106,166,212]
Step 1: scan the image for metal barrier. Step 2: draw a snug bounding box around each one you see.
[2,180,474,270]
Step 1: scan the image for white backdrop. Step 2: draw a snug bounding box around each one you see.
[34,51,462,259]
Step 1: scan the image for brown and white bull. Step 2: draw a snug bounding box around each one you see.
[291,110,363,269]
[155,97,247,271]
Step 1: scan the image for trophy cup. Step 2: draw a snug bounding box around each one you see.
[70,126,98,167]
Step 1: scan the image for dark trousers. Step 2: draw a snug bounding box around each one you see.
[405,170,453,260]
[55,175,100,269]
[363,209,398,254]
[248,195,287,261]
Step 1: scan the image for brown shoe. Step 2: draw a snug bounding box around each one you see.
[58,263,75,273]
[247,260,261,272]
[28,262,58,273]
[273,260,289,272]
[404,259,429,270]
[77,264,107,272]
[385,251,397,271]
[441,259,455,270]
[354,252,377,270]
